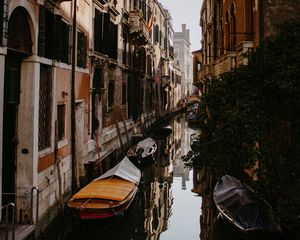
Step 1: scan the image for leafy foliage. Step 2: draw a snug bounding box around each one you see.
[184,19,300,237]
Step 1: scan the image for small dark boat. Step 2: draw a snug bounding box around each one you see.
[127,137,157,165]
[190,132,201,151]
[213,175,282,238]
[187,111,200,123]
[151,125,172,139]
[68,157,141,220]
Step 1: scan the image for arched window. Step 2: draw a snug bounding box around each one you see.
[247,0,254,41]
[226,10,230,51]
[219,19,224,55]
[231,2,236,50]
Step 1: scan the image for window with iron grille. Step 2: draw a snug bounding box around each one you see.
[39,64,52,150]
[57,103,66,141]
[0,2,3,45]
[0,0,8,46]
[108,80,115,108]
[77,30,87,68]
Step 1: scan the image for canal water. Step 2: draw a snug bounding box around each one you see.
[42,114,202,240]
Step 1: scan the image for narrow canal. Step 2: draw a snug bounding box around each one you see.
[42,114,202,240]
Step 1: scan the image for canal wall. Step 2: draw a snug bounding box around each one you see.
[32,109,185,239]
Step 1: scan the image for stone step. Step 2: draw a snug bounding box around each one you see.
[0,224,36,240]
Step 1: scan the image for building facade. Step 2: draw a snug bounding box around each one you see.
[192,49,203,95]
[0,0,180,233]
[199,0,300,83]
[174,24,193,99]
[198,1,300,239]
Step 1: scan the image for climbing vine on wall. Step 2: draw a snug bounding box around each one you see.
[183,19,300,237]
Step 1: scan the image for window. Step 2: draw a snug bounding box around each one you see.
[122,82,127,106]
[226,10,230,51]
[38,5,70,62]
[77,30,87,68]
[60,20,71,63]
[122,27,128,64]
[0,0,8,46]
[231,3,236,50]
[94,9,118,59]
[108,80,115,108]
[153,25,159,43]
[197,62,201,71]
[39,64,52,150]
[38,6,54,58]
[57,103,66,141]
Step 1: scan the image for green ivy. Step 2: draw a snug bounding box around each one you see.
[184,19,300,237]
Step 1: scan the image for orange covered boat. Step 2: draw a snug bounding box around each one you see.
[67,157,141,219]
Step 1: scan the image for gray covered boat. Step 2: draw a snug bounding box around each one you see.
[127,137,157,164]
[213,175,282,236]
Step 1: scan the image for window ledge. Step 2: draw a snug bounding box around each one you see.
[58,139,68,149]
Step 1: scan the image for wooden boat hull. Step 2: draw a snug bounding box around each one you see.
[68,184,138,220]
[68,157,141,220]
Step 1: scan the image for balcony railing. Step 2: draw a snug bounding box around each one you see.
[129,10,150,45]
[200,64,214,80]
[236,41,253,66]
[215,52,236,77]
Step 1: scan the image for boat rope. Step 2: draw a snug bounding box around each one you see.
[79,174,115,209]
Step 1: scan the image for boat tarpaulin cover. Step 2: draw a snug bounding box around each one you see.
[96,157,141,184]
[213,174,281,232]
[213,174,254,213]
[136,137,157,158]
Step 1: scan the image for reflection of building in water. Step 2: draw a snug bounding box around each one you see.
[171,116,183,164]
[143,163,173,240]
[173,157,190,190]
[138,114,200,239]
[173,116,195,189]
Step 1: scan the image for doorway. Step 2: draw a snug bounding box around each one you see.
[2,6,32,206]
[2,51,23,205]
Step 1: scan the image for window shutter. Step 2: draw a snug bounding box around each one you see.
[54,15,62,60]
[94,9,101,52]
[45,8,55,59]
[61,21,70,63]
[77,31,87,68]
[38,6,46,56]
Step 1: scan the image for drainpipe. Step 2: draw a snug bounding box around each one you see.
[71,0,78,194]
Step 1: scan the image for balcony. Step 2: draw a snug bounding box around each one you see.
[129,10,150,45]
[214,52,236,77]
[236,41,253,66]
[200,64,214,80]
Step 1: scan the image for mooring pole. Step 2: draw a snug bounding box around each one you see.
[71,0,78,194]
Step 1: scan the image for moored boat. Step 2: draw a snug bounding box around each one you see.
[151,125,172,139]
[213,175,282,238]
[67,157,141,220]
[127,137,157,165]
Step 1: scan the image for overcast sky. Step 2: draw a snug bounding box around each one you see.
[159,0,203,52]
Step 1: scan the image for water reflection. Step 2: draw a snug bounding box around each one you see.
[43,114,201,240]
